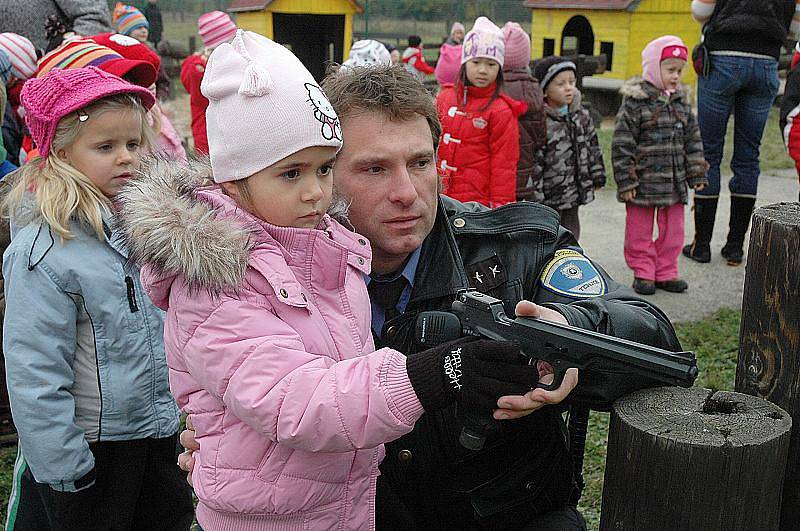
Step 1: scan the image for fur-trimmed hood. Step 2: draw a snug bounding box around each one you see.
[116,157,354,303]
[620,76,691,101]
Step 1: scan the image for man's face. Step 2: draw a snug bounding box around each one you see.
[335,111,439,274]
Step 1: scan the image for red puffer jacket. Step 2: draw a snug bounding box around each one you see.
[436,82,526,207]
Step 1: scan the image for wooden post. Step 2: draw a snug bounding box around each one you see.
[601,387,791,531]
[735,202,800,529]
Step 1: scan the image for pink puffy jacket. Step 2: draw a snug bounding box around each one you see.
[119,159,424,531]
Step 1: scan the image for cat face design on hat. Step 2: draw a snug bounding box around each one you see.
[305,83,341,141]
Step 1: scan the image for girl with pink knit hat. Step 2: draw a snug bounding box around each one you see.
[436,16,526,207]
[117,29,539,531]
[180,10,238,155]
[2,66,193,529]
[612,36,708,295]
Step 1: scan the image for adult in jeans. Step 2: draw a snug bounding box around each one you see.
[684,0,798,265]
[179,65,683,530]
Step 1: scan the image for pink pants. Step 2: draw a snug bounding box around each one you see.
[624,203,685,282]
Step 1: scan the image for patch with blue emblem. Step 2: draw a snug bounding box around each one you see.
[539,249,606,298]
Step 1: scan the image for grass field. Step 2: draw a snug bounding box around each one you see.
[0,309,742,529]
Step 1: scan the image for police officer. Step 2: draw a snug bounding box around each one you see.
[180,64,682,530]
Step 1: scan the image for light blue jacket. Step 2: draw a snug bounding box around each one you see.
[3,215,179,491]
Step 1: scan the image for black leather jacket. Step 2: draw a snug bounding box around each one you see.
[375,196,681,530]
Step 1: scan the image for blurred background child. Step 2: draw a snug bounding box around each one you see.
[613,36,707,295]
[112,3,149,44]
[501,22,546,203]
[180,10,237,155]
[533,56,605,239]
[402,34,435,82]
[437,16,524,207]
[435,22,464,87]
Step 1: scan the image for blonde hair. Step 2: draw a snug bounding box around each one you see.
[4,93,154,241]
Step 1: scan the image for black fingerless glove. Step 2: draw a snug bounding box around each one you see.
[406,338,539,412]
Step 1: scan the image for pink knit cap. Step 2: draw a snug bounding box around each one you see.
[198,11,237,50]
[462,16,505,67]
[502,22,531,70]
[21,66,156,157]
[642,35,687,92]
[202,30,342,183]
[0,33,37,80]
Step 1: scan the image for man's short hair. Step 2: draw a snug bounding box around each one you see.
[321,64,442,152]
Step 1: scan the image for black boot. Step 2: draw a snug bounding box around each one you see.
[682,197,718,263]
[721,196,756,266]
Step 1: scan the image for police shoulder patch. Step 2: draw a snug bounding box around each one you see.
[539,249,606,298]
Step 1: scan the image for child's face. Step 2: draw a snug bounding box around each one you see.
[452,29,465,43]
[545,70,576,108]
[660,58,686,92]
[60,108,143,198]
[130,27,149,43]
[465,58,500,88]
[228,146,338,229]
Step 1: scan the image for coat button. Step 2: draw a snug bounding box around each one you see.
[398,449,412,462]
[357,257,365,265]
[279,288,288,298]
[453,218,465,228]
[526,481,535,491]
[358,238,366,245]
[386,325,397,337]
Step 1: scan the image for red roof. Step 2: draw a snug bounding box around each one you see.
[229,0,363,13]
[524,0,638,9]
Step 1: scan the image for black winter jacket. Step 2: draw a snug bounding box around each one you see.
[707,0,794,59]
[375,196,682,530]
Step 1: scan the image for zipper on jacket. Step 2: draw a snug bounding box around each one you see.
[125,276,139,313]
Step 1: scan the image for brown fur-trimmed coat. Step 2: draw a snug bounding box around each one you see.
[612,77,708,207]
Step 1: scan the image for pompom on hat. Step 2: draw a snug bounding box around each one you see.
[198,11,238,50]
[112,3,149,37]
[341,39,391,70]
[37,38,158,88]
[502,22,531,70]
[21,66,155,157]
[461,16,505,67]
[202,30,342,183]
[0,33,38,80]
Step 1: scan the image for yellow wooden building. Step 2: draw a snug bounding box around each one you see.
[228,0,363,80]
[525,0,701,88]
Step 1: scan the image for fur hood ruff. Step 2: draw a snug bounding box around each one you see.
[620,76,692,101]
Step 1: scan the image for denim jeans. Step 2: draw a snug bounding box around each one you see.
[697,54,779,197]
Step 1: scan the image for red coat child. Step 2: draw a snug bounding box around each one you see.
[180,52,210,155]
[436,82,526,207]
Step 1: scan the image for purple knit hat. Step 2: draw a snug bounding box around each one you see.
[21,66,155,157]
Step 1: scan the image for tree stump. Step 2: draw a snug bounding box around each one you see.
[735,202,800,529]
[600,387,791,531]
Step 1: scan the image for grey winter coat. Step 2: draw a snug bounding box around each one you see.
[0,0,112,50]
[612,78,708,207]
[3,206,179,491]
[533,102,606,211]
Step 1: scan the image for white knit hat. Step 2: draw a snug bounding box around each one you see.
[461,16,505,67]
[341,39,391,70]
[202,30,343,183]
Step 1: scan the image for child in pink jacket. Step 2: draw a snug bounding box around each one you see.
[117,31,538,531]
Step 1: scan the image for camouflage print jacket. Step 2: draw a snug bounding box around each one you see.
[612,78,708,207]
[533,103,606,211]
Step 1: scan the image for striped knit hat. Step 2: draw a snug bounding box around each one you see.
[37,39,157,88]
[198,11,238,50]
[112,3,149,37]
[0,33,38,80]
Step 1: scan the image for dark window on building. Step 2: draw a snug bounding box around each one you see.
[543,38,555,57]
[600,41,614,71]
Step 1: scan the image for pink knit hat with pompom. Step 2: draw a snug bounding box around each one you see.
[21,66,155,157]
[502,22,531,70]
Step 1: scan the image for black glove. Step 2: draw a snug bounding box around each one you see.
[406,338,538,412]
